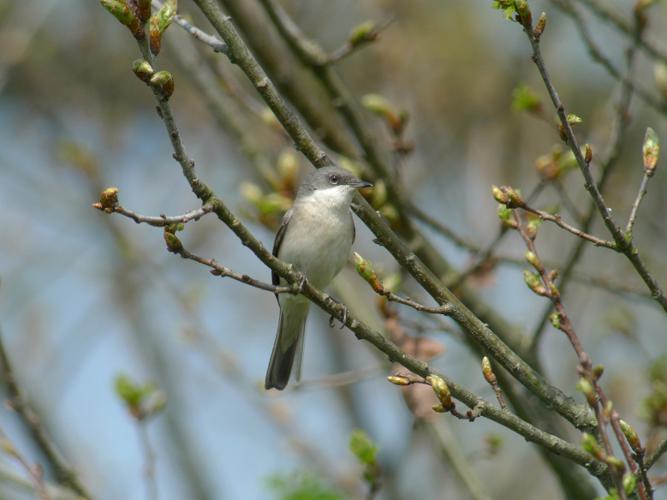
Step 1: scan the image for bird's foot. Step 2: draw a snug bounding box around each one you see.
[290,274,307,295]
[328,298,348,329]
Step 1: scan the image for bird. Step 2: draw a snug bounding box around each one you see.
[265,166,372,390]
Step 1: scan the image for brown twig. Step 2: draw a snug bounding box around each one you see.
[512,212,631,498]
[0,331,90,498]
[97,202,213,227]
[190,0,598,432]
[625,172,650,237]
[521,7,667,313]
[522,204,615,248]
[0,427,50,500]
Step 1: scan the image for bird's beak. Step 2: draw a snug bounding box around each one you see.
[351,179,373,189]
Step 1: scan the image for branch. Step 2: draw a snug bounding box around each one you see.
[521,9,667,313]
[528,0,642,354]
[186,0,599,433]
[646,437,667,470]
[94,201,213,227]
[152,0,227,53]
[522,204,615,249]
[552,0,667,118]
[573,0,667,63]
[0,331,90,498]
[625,172,650,237]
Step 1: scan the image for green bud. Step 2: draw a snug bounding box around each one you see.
[533,12,547,39]
[643,127,659,176]
[98,186,119,210]
[525,251,540,269]
[549,311,561,329]
[515,0,532,29]
[481,356,497,385]
[99,0,143,39]
[132,58,154,82]
[163,230,183,253]
[623,473,637,495]
[427,374,453,410]
[149,70,174,99]
[349,429,378,466]
[349,21,376,47]
[581,432,604,459]
[353,252,383,293]
[387,375,411,386]
[512,84,542,114]
[619,419,642,453]
[523,270,547,296]
[567,113,583,125]
[576,377,597,407]
[492,185,509,204]
[149,0,177,55]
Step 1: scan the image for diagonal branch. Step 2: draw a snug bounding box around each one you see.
[521,11,667,313]
[190,0,597,432]
[0,330,90,498]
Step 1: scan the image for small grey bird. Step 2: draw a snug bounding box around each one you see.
[265,166,372,390]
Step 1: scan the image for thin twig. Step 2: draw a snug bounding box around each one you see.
[191,0,598,432]
[552,0,667,117]
[177,246,299,295]
[99,203,213,227]
[0,330,90,498]
[528,0,641,354]
[326,17,395,65]
[152,0,227,53]
[522,204,615,248]
[513,212,630,499]
[108,6,609,468]
[573,0,667,63]
[0,427,50,500]
[522,8,667,313]
[137,424,158,500]
[625,172,650,236]
[646,437,667,470]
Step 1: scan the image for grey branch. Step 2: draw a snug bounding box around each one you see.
[100,203,213,227]
[521,13,667,313]
[152,0,227,53]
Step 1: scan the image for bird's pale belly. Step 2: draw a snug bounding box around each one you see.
[278,212,353,290]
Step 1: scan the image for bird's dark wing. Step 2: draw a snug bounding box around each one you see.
[350,212,356,244]
[272,208,293,287]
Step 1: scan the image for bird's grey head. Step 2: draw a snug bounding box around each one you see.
[297,166,372,199]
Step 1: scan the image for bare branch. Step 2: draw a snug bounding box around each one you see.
[96,202,213,227]
[186,0,598,432]
[626,173,651,237]
[521,9,667,313]
[0,331,90,498]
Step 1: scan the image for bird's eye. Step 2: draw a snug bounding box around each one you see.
[329,174,339,185]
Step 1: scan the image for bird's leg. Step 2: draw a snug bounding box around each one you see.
[327,297,348,329]
[290,273,307,295]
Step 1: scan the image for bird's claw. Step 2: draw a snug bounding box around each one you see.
[328,301,348,329]
[290,274,307,295]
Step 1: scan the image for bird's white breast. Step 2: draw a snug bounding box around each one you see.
[277,188,354,290]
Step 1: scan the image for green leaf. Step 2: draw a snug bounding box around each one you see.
[349,429,378,466]
[512,84,541,113]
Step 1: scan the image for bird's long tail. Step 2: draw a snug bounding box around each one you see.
[265,297,309,390]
